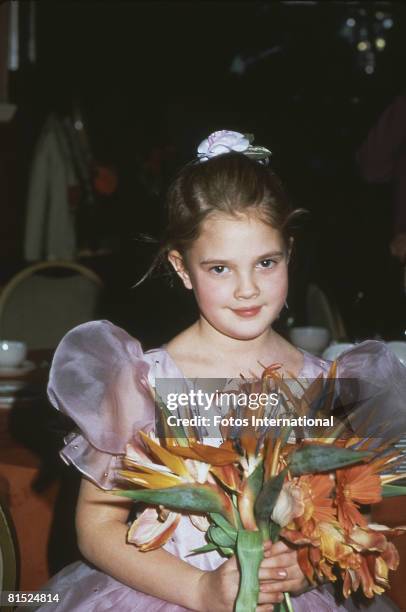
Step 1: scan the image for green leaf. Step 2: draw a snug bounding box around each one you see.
[289,445,370,476]
[112,484,227,516]
[219,546,234,557]
[382,483,406,497]
[189,542,234,557]
[189,543,218,555]
[254,468,287,527]
[207,525,236,548]
[210,512,238,539]
[235,530,264,612]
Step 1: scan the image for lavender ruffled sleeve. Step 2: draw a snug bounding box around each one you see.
[333,340,406,442]
[47,320,156,489]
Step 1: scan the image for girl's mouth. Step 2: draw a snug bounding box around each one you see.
[232,306,262,318]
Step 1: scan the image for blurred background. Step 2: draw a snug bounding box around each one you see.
[0,1,406,599]
[1,0,406,346]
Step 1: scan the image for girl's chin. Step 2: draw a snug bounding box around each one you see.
[201,310,280,340]
[217,323,274,341]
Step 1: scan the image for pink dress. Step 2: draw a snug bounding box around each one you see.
[34,320,403,611]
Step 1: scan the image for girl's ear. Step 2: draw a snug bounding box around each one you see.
[168,250,193,290]
[287,237,294,263]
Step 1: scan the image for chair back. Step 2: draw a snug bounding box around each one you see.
[0,261,103,349]
[306,284,348,342]
[0,497,19,608]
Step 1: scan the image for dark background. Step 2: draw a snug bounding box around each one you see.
[5,0,406,346]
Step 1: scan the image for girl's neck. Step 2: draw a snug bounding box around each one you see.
[166,317,303,379]
[194,316,278,361]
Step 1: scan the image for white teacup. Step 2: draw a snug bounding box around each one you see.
[387,341,406,366]
[289,326,330,355]
[322,343,354,361]
[0,340,27,367]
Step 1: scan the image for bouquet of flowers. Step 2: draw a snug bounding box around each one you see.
[112,364,406,612]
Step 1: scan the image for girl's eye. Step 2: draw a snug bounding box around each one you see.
[210,265,229,275]
[258,259,275,269]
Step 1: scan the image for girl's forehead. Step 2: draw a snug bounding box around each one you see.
[192,213,284,253]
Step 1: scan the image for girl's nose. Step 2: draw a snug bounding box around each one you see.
[234,274,260,300]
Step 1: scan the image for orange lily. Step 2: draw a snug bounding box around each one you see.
[340,524,405,598]
[295,473,336,532]
[335,463,382,531]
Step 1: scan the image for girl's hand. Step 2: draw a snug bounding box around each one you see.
[196,554,283,612]
[259,540,309,597]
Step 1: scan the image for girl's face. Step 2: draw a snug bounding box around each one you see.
[169,212,290,341]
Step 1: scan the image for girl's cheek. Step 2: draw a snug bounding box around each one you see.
[265,270,288,294]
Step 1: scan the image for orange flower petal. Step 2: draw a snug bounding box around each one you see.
[381,541,400,572]
[139,431,192,479]
[210,464,241,492]
[347,526,388,553]
[169,441,239,466]
[357,556,385,598]
[117,469,181,488]
[128,507,180,551]
[297,547,316,585]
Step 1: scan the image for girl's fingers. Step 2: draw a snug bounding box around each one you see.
[266,540,290,555]
[256,606,274,612]
[257,589,284,605]
[260,552,296,570]
[263,540,291,558]
[260,578,304,594]
[260,564,303,584]
[258,567,288,581]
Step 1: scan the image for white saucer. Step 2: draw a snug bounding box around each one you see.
[0,360,35,378]
[0,380,27,394]
[387,341,406,366]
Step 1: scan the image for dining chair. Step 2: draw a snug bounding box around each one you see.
[306,283,348,342]
[0,261,103,350]
[0,496,19,610]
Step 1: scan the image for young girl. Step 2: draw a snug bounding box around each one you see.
[35,131,402,611]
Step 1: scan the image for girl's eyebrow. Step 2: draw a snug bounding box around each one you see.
[200,251,285,265]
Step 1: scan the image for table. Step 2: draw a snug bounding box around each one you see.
[372,497,406,610]
[0,351,61,591]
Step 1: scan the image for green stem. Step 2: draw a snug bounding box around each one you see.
[284,592,294,612]
[268,521,290,612]
[235,530,264,612]
[274,593,294,612]
[258,520,270,542]
[269,521,281,543]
